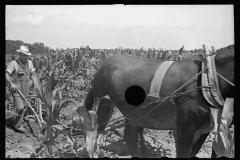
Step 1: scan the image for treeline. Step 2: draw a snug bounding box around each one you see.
[6,40,54,55]
[6,39,204,55]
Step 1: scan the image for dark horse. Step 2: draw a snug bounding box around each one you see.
[84,44,234,158]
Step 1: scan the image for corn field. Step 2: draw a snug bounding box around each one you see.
[6,46,213,158]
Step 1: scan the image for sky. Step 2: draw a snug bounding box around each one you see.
[6,5,234,50]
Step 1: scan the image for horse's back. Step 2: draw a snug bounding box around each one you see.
[92,54,161,98]
[93,54,205,130]
[92,53,203,103]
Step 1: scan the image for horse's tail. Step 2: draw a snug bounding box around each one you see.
[84,88,95,110]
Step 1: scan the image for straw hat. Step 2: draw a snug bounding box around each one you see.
[16,45,31,56]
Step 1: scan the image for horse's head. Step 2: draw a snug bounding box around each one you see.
[215,44,234,98]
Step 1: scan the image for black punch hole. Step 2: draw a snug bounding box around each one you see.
[125,85,146,106]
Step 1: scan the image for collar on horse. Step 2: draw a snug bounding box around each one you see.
[147,45,233,109]
[201,45,224,108]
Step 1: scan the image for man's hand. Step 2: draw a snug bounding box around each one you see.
[6,72,17,91]
[10,83,17,91]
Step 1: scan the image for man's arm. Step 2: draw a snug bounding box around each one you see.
[6,61,17,90]
[6,72,17,90]
[6,72,13,85]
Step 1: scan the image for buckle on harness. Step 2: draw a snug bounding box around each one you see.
[147,94,160,101]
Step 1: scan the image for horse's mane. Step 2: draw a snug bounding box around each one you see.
[216,44,234,56]
[215,44,234,65]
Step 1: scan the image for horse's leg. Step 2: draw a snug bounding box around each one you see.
[139,126,148,157]
[211,147,218,158]
[96,98,114,132]
[175,100,202,158]
[124,119,146,157]
[190,133,210,157]
[176,123,196,158]
[174,130,178,154]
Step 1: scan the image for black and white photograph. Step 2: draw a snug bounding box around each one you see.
[5,5,234,158]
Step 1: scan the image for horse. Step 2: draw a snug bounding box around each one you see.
[83,44,234,158]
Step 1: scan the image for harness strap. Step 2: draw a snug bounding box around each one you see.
[148,61,174,99]
[210,55,224,104]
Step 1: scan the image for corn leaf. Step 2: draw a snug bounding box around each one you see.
[52,125,64,132]
[59,98,81,107]
[97,131,111,145]
[76,104,96,132]
[64,130,75,147]
[38,101,44,122]
[40,121,47,129]
[45,85,53,107]
[52,98,80,121]
[86,111,98,158]
[52,83,67,100]
[58,89,63,100]
[6,110,20,116]
[53,125,78,155]
[52,104,63,121]
[212,98,234,158]
[51,99,57,113]
[31,72,43,100]
[46,127,54,157]
[52,130,60,147]
[49,71,58,91]
[67,72,82,81]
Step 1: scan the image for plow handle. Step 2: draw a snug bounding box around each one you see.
[14,87,42,128]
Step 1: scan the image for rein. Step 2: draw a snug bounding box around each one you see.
[208,68,235,87]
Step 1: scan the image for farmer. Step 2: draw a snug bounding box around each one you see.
[6,45,35,132]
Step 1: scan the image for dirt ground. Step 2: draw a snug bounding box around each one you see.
[5,104,214,158]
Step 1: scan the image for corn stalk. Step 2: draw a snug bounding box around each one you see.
[32,59,96,157]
